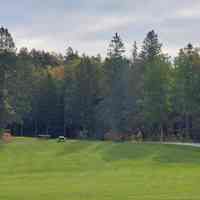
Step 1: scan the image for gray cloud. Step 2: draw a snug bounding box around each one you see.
[2,0,200,57]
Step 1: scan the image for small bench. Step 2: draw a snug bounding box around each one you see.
[38,134,51,139]
[58,136,66,142]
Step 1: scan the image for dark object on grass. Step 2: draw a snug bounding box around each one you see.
[58,136,66,142]
[2,129,13,143]
[38,134,51,139]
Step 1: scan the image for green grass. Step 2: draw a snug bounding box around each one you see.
[0,138,200,200]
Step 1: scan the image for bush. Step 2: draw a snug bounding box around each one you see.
[0,128,4,140]
[0,128,4,135]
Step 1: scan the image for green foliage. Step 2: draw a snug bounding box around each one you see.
[107,32,125,58]
[1,27,200,141]
[140,30,162,61]
[0,128,4,136]
[97,56,131,134]
[132,41,138,65]
[142,56,171,138]
[173,44,200,114]
[171,44,200,138]
[0,51,17,127]
[0,26,15,51]
[64,56,101,137]
[64,46,79,64]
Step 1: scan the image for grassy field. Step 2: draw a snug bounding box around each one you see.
[0,138,200,200]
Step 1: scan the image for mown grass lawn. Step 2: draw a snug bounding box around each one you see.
[0,137,200,200]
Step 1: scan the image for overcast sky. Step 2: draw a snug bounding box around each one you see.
[2,0,200,57]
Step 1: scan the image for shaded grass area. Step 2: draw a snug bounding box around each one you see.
[0,137,200,200]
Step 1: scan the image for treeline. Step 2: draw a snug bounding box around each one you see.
[1,27,200,141]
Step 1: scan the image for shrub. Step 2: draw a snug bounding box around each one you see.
[0,128,4,136]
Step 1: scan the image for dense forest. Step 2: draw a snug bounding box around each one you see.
[1,26,200,141]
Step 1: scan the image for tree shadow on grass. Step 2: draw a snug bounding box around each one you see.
[56,140,94,156]
[99,142,200,165]
[153,144,200,165]
[100,142,156,162]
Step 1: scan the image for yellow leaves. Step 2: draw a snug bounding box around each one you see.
[49,66,65,80]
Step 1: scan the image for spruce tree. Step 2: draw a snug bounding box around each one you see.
[140,30,162,61]
[0,27,16,128]
[98,33,131,136]
[132,41,138,65]
[173,44,200,140]
[64,56,100,138]
[107,33,125,58]
[140,31,170,140]
[0,27,15,51]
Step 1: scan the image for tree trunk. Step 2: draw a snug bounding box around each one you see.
[160,124,164,142]
[20,123,23,137]
[63,123,66,137]
[34,120,38,137]
[46,123,49,135]
[0,69,5,128]
[185,114,190,141]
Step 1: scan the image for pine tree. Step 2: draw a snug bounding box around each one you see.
[132,41,138,65]
[142,56,171,140]
[0,27,15,51]
[37,73,58,134]
[0,27,16,128]
[173,44,200,139]
[97,34,131,136]
[140,31,170,140]
[140,30,162,61]
[64,56,101,138]
[64,47,78,64]
[107,33,125,58]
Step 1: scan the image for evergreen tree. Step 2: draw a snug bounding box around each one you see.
[142,56,171,140]
[36,73,58,135]
[0,27,16,128]
[132,41,138,65]
[99,58,131,135]
[139,31,171,140]
[97,34,131,136]
[140,30,162,61]
[0,27,15,51]
[107,33,125,58]
[64,56,101,138]
[172,44,200,139]
[64,47,79,64]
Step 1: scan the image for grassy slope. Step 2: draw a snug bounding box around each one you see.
[0,138,200,200]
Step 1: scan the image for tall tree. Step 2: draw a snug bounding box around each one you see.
[97,33,132,136]
[107,33,125,58]
[64,56,101,138]
[0,26,16,128]
[35,72,58,135]
[140,30,162,62]
[142,56,171,140]
[0,27,15,51]
[64,47,79,64]
[132,41,138,65]
[172,44,200,139]
[139,31,171,140]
